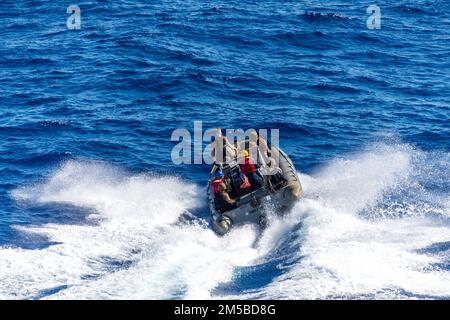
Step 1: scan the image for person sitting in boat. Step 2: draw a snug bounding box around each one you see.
[215,183,237,213]
[211,170,225,194]
[211,169,232,193]
[239,150,263,191]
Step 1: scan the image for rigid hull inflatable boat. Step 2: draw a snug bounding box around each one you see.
[208,146,303,235]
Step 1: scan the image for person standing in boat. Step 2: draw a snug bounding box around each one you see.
[239,150,263,191]
[248,131,281,177]
[210,128,238,164]
[248,131,271,159]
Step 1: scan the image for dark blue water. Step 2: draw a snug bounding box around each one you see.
[0,0,449,299]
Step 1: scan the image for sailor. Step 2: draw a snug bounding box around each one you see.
[211,170,225,193]
[249,131,271,158]
[211,129,238,164]
[239,150,263,191]
[248,131,280,174]
[215,183,237,213]
[223,136,238,163]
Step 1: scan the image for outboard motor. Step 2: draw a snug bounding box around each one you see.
[213,215,232,236]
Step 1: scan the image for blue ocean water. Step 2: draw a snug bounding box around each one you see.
[0,0,449,299]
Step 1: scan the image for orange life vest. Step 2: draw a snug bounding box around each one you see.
[240,157,257,175]
[211,178,223,193]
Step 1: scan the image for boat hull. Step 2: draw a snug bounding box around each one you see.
[208,147,303,235]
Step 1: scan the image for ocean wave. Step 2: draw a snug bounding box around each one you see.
[234,143,450,299]
[4,142,449,299]
[11,152,72,166]
[252,121,331,138]
[0,121,73,136]
[4,160,262,299]
[265,31,342,50]
[0,58,56,67]
[307,83,361,94]
[299,11,350,23]
[393,5,434,15]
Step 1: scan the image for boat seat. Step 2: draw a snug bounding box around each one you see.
[222,161,246,198]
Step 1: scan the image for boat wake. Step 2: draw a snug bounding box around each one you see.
[245,143,450,299]
[1,142,449,299]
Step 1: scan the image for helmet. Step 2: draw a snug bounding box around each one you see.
[241,150,249,158]
[215,170,224,178]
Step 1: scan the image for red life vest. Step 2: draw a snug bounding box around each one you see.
[240,157,257,175]
[211,178,223,193]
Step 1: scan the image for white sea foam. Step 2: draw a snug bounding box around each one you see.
[2,144,449,299]
[3,161,261,299]
[241,144,450,299]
